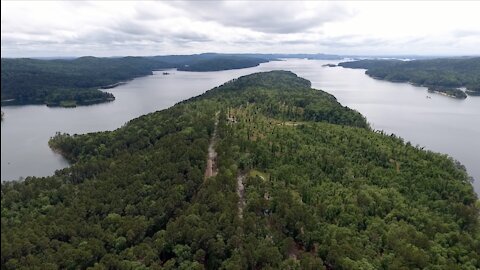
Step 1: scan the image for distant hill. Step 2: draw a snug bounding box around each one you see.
[237,53,343,60]
[2,71,478,269]
[1,57,171,107]
[0,54,271,107]
[173,56,270,72]
[339,57,480,97]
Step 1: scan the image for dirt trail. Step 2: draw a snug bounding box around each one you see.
[204,113,219,179]
[237,173,246,219]
[204,112,246,219]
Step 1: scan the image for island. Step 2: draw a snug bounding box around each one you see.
[322,63,337,67]
[2,71,478,269]
[338,57,480,98]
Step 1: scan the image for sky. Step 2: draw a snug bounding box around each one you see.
[2,1,480,57]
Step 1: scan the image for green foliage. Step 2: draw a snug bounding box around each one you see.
[0,56,169,106]
[196,71,368,128]
[1,54,269,106]
[177,56,268,71]
[339,57,480,95]
[428,87,467,99]
[2,71,478,269]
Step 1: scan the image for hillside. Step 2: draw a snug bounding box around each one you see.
[339,57,480,97]
[176,56,269,72]
[2,71,479,269]
[0,54,269,107]
[0,57,169,107]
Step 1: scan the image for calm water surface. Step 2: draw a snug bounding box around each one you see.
[2,59,479,193]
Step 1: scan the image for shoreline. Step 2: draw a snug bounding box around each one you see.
[99,81,129,89]
[364,72,474,99]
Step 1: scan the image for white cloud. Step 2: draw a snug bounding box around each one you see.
[1,1,479,57]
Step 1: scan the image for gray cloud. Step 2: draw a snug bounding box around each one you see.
[452,30,480,38]
[171,32,212,43]
[318,35,389,48]
[112,21,158,37]
[167,1,352,34]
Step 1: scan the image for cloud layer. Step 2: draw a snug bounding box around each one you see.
[2,1,479,57]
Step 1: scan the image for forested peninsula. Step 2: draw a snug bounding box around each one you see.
[339,57,480,98]
[2,71,478,269]
[0,54,270,107]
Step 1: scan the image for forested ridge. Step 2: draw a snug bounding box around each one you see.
[339,57,480,98]
[2,71,479,269]
[0,54,269,107]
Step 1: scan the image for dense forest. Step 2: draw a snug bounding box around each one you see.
[237,53,343,61]
[176,56,268,72]
[1,57,166,107]
[338,57,480,98]
[2,71,479,269]
[0,54,270,107]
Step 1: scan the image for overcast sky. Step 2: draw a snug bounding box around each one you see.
[2,1,480,57]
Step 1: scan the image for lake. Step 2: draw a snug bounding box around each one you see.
[2,59,479,194]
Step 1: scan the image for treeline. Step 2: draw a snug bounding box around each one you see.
[0,54,271,107]
[177,56,268,72]
[339,57,480,97]
[2,71,479,269]
[1,57,169,107]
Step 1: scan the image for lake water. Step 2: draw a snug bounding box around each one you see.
[2,59,479,194]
